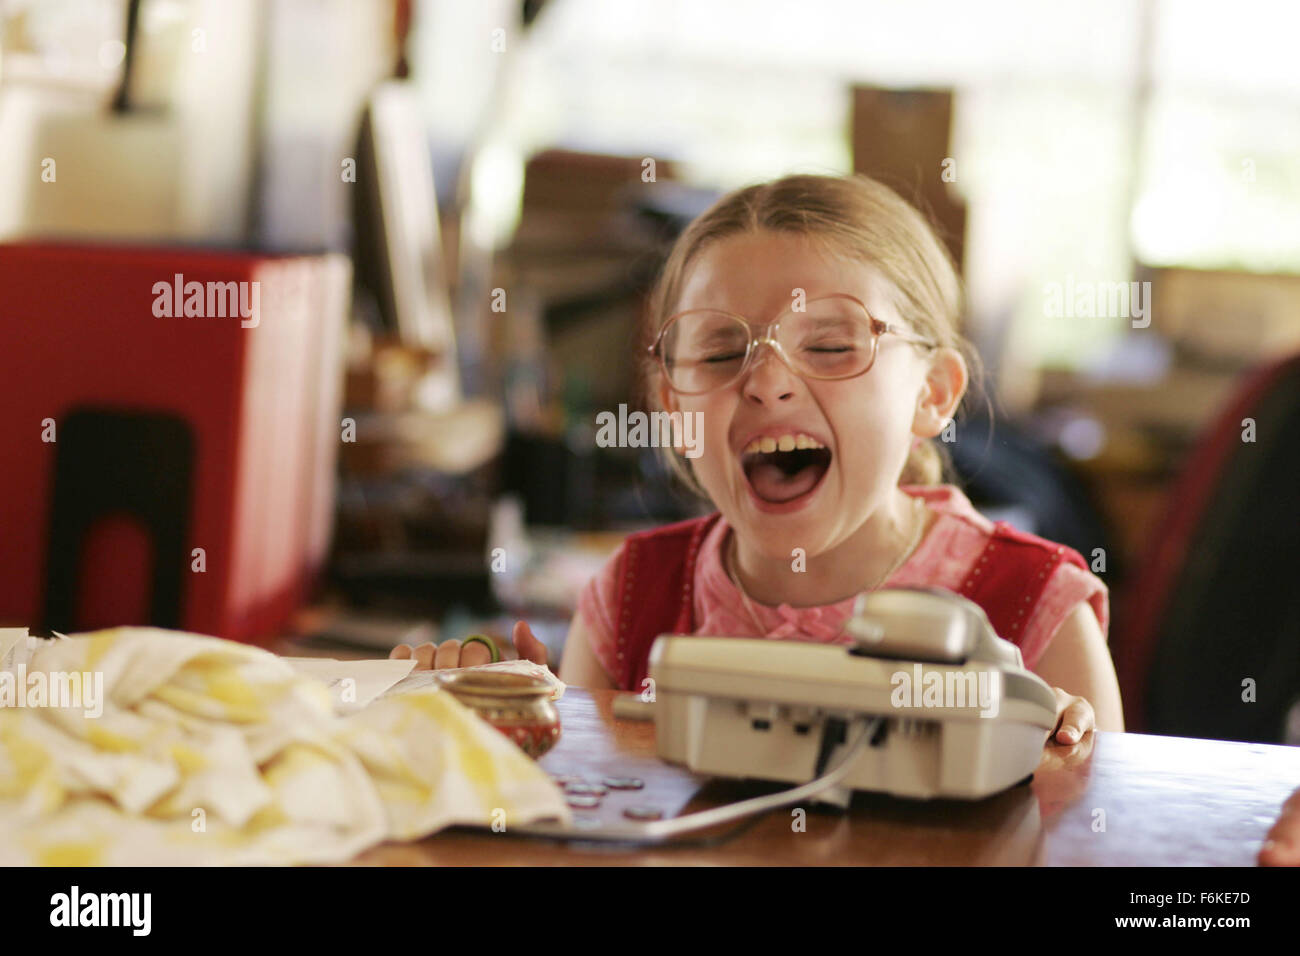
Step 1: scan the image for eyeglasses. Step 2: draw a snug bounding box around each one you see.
[648,293,938,395]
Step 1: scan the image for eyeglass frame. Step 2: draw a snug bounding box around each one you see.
[647,292,940,395]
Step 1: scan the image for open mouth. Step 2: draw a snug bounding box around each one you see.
[740,435,832,504]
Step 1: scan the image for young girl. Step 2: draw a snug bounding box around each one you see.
[395,173,1125,744]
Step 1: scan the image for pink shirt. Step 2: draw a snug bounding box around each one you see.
[577,484,1109,682]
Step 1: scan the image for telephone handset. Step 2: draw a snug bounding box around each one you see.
[649,588,1057,801]
[843,587,1025,669]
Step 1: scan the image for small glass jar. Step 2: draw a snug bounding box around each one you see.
[436,670,561,759]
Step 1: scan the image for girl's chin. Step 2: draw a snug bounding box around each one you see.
[729,491,834,551]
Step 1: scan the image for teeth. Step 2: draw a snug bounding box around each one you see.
[742,433,826,454]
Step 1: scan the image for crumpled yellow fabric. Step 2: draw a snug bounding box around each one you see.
[0,628,570,865]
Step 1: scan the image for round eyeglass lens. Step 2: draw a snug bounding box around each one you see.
[659,311,751,393]
[777,299,877,379]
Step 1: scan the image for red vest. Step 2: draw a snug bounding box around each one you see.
[609,512,1088,692]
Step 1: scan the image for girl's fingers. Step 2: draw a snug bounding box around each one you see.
[413,643,436,670]
[435,640,461,669]
[1053,691,1095,745]
[400,628,543,671]
[459,639,492,667]
[512,620,549,667]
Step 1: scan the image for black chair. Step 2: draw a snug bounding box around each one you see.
[1116,353,1300,743]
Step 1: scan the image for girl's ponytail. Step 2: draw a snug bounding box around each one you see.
[899,437,948,487]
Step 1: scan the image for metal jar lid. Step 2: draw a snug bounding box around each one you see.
[435,670,551,702]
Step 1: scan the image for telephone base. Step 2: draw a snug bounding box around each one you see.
[649,595,1060,803]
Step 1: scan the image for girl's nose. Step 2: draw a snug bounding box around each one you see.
[741,342,799,404]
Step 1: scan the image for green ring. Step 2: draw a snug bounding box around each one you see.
[461,634,500,663]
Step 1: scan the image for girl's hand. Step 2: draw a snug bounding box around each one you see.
[390,621,550,671]
[1049,687,1095,745]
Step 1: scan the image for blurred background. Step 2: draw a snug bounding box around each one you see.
[1,0,1297,745]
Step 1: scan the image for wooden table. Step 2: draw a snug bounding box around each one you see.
[350,688,1300,865]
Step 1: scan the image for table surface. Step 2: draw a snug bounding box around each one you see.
[350,688,1300,866]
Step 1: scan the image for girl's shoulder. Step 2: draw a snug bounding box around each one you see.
[900,482,995,531]
[900,482,1078,570]
[897,484,1109,668]
[575,513,722,686]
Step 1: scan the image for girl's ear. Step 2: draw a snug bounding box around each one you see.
[656,376,689,456]
[913,347,968,438]
[656,377,680,419]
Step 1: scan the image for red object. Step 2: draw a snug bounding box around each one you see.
[490,717,562,760]
[1114,353,1300,732]
[610,512,1086,692]
[0,242,350,644]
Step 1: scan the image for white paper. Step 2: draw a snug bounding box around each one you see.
[283,657,417,713]
[0,628,64,672]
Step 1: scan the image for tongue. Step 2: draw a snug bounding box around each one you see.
[747,461,824,503]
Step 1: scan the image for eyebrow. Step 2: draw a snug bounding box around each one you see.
[800,318,856,331]
[688,328,748,348]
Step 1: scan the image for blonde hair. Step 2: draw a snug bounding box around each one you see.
[640,173,983,495]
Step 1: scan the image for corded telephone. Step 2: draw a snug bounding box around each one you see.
[649,587,1058,804]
